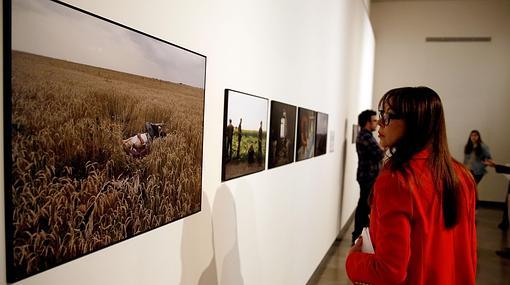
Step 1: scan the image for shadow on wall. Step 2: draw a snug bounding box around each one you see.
[338,118,349,233]
[179,185,245,285]
[180,192,218,285]
[213,184,245,285]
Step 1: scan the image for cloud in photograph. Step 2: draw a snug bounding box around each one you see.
[226,91,268,131]
[12,0,205,88]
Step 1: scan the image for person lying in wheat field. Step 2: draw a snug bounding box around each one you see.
[122,122,166,158]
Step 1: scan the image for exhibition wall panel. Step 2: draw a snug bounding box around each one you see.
[1,0,374,284]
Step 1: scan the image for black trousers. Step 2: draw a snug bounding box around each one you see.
[352,180,374,244]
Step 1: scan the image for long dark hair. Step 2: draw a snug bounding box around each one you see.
[464,130,483,157]
[379,86,464,228]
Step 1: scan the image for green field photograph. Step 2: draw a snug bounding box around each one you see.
[6,0,206,282]
[222,89,268,181]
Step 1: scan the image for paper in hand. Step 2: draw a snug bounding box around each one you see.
[361,227,375,253]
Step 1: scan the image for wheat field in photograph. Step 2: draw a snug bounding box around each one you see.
[9,50,204,279]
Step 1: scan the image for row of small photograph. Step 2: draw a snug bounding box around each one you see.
[222,89,329,181]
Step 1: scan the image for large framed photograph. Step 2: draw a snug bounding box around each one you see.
[315,112,328,156]
[268,101,296,169]
[5,0,206,282]
[296,108,317,161]
[222,89,268,181]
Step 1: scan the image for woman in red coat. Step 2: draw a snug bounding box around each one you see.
[345,87,477,285]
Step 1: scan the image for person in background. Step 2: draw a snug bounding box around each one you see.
[226,119,234,160]
[352,110,384,245]
[483,159,510,231]
[258,121,263,162]
[464,130,492,207]
[346,87,477,285]
[237,118,243,159]
[483,159,510,259]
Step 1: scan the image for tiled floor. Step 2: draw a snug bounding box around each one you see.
[311,207,510,285]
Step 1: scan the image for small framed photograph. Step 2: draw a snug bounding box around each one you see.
[222,89,268,181]
[268,101,297,169]
[352,124,359,144]
[296,107,317,161]
[315,112,329,156]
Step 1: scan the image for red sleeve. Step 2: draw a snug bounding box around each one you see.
[346,172,413,285]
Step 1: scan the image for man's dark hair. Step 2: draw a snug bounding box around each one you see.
[358,110,377,127]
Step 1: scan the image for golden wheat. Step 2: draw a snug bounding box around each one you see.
[10,50,203,278]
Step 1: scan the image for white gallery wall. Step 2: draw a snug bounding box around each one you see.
[340,2,376,228]
[0,0,374,284]
[371,0,510,202]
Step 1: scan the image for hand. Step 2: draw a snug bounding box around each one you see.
[483,159,496,167]
[349,236,363,255]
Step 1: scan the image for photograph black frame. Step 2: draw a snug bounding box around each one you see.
[314,112,329,157]
[267,101,297,169]
[352,124,359,144]
[221,89,268,181]
[4,0,206,282]
[295,107,318,162]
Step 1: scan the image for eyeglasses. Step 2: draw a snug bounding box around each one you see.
[378,110,401,126]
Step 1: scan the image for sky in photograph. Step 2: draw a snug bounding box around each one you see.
[226,91,268,131]
[317,112,328,135]
[11,0,205,88]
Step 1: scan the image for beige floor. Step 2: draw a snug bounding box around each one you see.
[311,207,510,285]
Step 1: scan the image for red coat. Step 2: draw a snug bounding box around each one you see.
[346,149,477,285]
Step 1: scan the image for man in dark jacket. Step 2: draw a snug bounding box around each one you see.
[237,118,243,159]
[484,159,510,259]
[352,110,384,244]
[226,119,234,160]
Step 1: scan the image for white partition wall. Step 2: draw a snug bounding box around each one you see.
[1,0,374,284]
[371,0,510,202]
